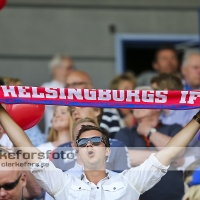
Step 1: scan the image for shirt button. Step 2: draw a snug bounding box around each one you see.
[97,187,99,189]
[113,187,116,190]
[79,187,81,190]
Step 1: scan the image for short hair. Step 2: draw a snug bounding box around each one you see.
[153,45,178,63]
[68,107,104,125]
[3,77,22,86]
[48,54,73,71]
[182,50,200,67]
[110,72,136,90]
[151,73,183,90]
[72,117,99,140]
[76,125,110,147]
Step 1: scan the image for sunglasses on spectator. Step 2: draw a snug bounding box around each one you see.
[65,82,90,88]
[76,136,104,147]
[0,174,22,191]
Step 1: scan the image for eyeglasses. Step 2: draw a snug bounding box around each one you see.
[65,82,90,88]
[0,174,22,191]
[76,136,104,147]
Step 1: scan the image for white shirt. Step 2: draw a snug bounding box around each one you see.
[41,80,65,135]
[30,154,168,200]
[0,134,13,148]
[44,162,118,200]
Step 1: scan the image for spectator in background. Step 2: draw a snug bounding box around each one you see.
[52,106,130,172]
[137,45,179,86]
[42,54,75,134]
[151,73,200,170]
[110,72,137,128]
[115,106,184,200]
[38,106,71,153]
[181,51,200,90]
[65,70,122,138]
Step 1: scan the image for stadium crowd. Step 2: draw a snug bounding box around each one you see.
[0,45,200,200]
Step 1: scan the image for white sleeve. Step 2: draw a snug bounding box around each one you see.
[30,159,71,197]
[124,153,169,194]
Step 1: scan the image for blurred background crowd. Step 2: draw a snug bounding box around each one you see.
[1,1,200,200]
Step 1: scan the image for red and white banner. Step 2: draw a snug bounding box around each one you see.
[0,86,200,109]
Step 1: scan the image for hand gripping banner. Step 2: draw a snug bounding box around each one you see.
[0,86,200,109]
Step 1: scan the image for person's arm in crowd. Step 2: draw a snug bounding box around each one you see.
[0,105,41,164]
[128,149,156,166]
[137,121,172,151]
[155,111,200,167]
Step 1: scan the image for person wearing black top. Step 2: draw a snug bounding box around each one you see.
[115,108,185,200]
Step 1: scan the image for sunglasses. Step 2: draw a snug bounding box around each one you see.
[76,136,104,147]
[0,174,22,191]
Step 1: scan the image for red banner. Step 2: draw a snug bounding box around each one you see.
[0,86,199,109]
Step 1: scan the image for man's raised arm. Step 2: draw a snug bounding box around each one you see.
[155,111,200,166]
[0,105,41,164]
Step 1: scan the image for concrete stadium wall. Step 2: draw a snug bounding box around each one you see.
[0,0,199,89]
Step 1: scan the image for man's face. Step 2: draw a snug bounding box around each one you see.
[133,109,160,122]
[153,50,178,74]
[77,130,110,170]
[0,170,26,200]
[52,106,70,131]
[65,72,92,89]
[181,55,200,89]
[70,106,100,123]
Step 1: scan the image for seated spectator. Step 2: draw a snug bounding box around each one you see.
[110,72,137,128]
[37,106,71,153]
[151,73,200,170]
[137,45,180,86]
[183,164,200,200]
[65,70,122,138]
[52,106,130,172]
[181,50,200,90]
[151,73,197,127]
[42,54,75,134]
[1,103,200,200]
[115,108,184,200]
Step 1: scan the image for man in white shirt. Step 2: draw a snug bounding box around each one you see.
[0,104,200,200]
[42,54,75,134]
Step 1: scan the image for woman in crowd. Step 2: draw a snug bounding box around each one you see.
[38,106,71,152]
[110,71,136,128]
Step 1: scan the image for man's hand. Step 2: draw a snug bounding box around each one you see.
[137,121,152,137]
